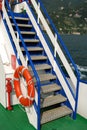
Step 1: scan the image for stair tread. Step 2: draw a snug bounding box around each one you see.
[10,16,29,21]
[35,64,52,70]
[34,73,56,82]
[31,55,47,61]
[21,47,43,51]
[15,31,35,35]
[20,39,39,43]
[41,83,61,93]
[41,105,72,124]
[29,64,51,71]
[12,23,32,27]
[41,94,67,108]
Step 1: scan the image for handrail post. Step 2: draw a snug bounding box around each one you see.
[54,33,57,57]
[37,2,40,24]
[25,56,28,67]
[17,32,19,45]
[73,78,80,119]
[54,33,57,71]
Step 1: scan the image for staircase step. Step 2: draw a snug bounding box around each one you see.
[10,16,29,21]
[41,105,72,124]
[34,73,56,83]
[29,64,51,71]
[12,23,32,28]
[35,64,52,71]
[41,94,67,108]
[19,39,39,43]
[31,55,47,61]
[39,73,56,81]
[41,83,61,93]
[15,31,35,35]
[21,47,43,52]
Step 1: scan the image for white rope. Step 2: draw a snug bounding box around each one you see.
[27,95,35,101]
[13,77,20,81]
[27,79,33,86]
[21,67,27,75]
[18,95,23,100]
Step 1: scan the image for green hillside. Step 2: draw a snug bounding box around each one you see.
[42,0,87,34]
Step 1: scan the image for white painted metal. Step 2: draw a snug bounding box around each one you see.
[54,33,57,57]
[0,13,18,107]
[0,55,6,107]
[0,43,9,65]
[25,105,37,129]
[37,2,40,24]
[14,2,25,13]
[24,2,75,110]
[77,82,87,119]
[25,89,38,129]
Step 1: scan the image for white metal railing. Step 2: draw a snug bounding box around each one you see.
[2,1,26,67]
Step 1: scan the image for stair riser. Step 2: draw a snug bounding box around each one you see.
[10,18,29,25]
[12,26,32,31]
[15,33,36,39]
[19,42,39,47]
[22,50,43,55]
[28,59,48,65]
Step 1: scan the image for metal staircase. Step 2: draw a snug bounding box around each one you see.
[9,12,72,124]
[2,0,81,130]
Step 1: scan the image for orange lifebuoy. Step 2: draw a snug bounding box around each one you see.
[13,66,35,107]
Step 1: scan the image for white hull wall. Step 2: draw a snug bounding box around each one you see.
[77,82,87,119]
[0,15,18,107]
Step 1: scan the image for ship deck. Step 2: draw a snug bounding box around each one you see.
[0,104,87,130]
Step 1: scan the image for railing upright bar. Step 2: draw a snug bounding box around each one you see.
[54,33,57,57]
[37,2,40,24]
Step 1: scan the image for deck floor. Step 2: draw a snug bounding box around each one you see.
[0,104,87,130]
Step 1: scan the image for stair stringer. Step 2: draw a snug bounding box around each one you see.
[25,89,38,129]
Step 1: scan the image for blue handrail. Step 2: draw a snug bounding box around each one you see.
[5,0,41,113]
[38,0,80,79]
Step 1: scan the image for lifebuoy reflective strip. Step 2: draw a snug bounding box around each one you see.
[14,66,35,107]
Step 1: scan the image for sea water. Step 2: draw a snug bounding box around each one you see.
[62,34,87,81]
